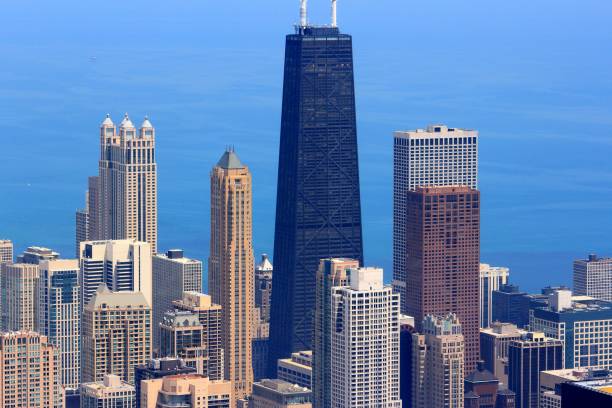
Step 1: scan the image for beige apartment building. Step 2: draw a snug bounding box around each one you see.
[89,114,158,253]
[81,374,136,408]
[251,379,312,408]
[413,314,465,408]
[82,285,151,384]
[0,331,62,408]
[140,374,232,408]
[208,149,254,400]
[173,291,224,381]
[1,263,39,331]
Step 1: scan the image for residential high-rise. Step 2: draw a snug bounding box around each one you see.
[393,125,478,313]
[140,374,232,408]
[159,309,207,375]
[87,176,101,240]
[251,379,312,408]
[255,254,273,323]
[172,292,224,381]
[81,374,136,408]
[313,258,359,408]
[78,239,152,307]
[268,14,365,372]
[94,114,158,253]
[39,259,81,392]
[530,290,612,370]
[76,190,90,257]
[400,316,417,406]
[412,314,465,408]
[0,240,13,263]
[134,358,196,408]
[480,322,527,386]
[209,149,254,399]
[0,331,62,408]
[82,285,151,384]
[330,267,401,407]
[573,254,612,302]
[1,263,39,331]
[278,350,313,389]
[508,332,564,408]
[480,264,510,328]
[152,249,202,351]
[405,186,481,372]
[17,245,60,264]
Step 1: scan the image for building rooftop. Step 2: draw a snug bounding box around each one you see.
[154,249,200,265]
[119,113,134,128]
[256,254,273,272]
[101,114,114,127]
[394,124,478,139]
[216,149,245,169]
[141,116,153,129]
[85,284,150,310]
[255,379,311,395]
[466,361,498,384]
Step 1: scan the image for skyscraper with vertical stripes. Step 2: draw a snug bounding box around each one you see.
[268,9,364,374]
[209,149,254,400]
[84,114,158,254]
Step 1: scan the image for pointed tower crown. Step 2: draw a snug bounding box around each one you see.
[141,116,153,129]
[119,113,135,128]
[101,114,114,127]
[216,148,245,169]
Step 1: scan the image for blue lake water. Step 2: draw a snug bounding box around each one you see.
[1,0,611,292]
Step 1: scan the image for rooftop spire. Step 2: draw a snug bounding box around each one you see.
[300,0,307,27]
[101,114,114,127]
[331,0,337,27]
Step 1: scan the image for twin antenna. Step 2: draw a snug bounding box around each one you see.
[300,0,338,28]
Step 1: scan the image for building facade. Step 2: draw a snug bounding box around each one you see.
[38,259,81,392]
[252,379,312,408]
[393,124,478,313]
[278,350,312,389]
[209,149,254,399]
[152,249,202,351]
[81,374,136,408]
[82,285,151,384]
[1,263,39,331]
[330,267,401,407]
[530,290,612,370]
[412,314,465,408]
[140,375,232,408]
[172,292,224,381]
[0,331,62,408]
[480,322,526,386]
[480,264,510,328]
[405,186,481,373]
[255,254,273,323]
[313,258,359,408]
[268,22,364,372]
[134,358,196,407]
[508,332,564,408]
[93,114,158,253]
[0,239,13,263]
[79,239,153,308]
[76,190,90,258]
[159,309,207,375]
[573,254,612,302]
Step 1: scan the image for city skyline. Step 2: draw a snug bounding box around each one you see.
[2,1,611,293]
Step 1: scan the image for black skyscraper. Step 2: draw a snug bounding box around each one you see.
[268,24,364,373]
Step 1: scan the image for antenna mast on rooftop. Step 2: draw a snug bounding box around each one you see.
[300,0,308,27]
[331,0,337,27]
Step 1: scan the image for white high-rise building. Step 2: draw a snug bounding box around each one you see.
[393,125,478,312]
[78,239,152,307]
[574,254,612,302]
[479,264,510,328]
[39,259,81,392]
[330,267,401,408]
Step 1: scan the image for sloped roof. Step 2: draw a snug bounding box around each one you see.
[216,150,245,169]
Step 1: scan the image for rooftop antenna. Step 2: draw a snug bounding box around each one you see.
[300,0,308,27]
[331,0,337,27]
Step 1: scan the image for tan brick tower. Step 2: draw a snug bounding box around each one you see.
[209,149,254,400]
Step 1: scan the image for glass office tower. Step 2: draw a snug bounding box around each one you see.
[268,24,364,374]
